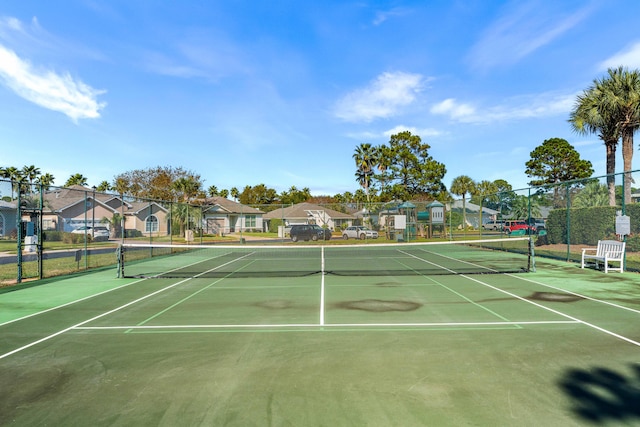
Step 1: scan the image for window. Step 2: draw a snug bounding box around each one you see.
[244,215,256,228]
[145,215,159,233]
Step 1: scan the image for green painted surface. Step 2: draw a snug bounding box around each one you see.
[1,257,639,426]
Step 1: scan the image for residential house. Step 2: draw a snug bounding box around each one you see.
[201,196,265,234]
[0,200,17,237]
[449,200,499,228]
[263,202,355,231]
[39,186,169,237]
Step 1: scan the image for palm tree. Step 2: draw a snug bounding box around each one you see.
[3,166,23,197]
[65,173,88,187]
[374,145,393,201]
[36,173,55,190]
[598,67,640,204]
[113,177,129,196]
[171,176,202,237]
[353,143,378,202]
[573,181,609,208]
[450,175,476,229]
[230,187,239,201]
[22,165,41,189]
[96,181,112,192]
[570,80,620,206]
[207,185,219,197]
[172,176,201,203]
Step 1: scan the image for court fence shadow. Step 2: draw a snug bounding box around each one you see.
[558,364,640,424]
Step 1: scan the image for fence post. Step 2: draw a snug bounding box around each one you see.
[16,186,22,283]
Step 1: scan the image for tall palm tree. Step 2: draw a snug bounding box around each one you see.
[207,185,219,197]
[3,166,23,197]
[171,176,202,237]
[450,175,476,229]
[230,187,239,201]
[22,165,40,192]
[353,143,378,202]
[375,145,393,201]
[569,83,620,206]
[598,66,640,204]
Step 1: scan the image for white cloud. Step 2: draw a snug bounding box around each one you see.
[599,41,640,70]
[430,98,476,120]
[333,71,425,123]
[430,92,575,124]
[468,2,594,70]
[383,125,443,138]
[372,8,409,26]
[0,44,105,121]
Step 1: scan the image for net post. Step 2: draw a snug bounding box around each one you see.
[529,236,536,273]
[116,244,123,278]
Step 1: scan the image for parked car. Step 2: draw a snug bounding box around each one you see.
[289,224,332,242]
[525,218,546,234]
[342,226,379,240]
[503,220,534,235]
[482,220,504,231]
[71,226,110,241]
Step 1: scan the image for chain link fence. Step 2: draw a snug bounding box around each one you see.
[1,170,638,285]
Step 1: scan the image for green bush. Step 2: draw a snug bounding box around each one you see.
[268,218,284,233]
[43,231,63,241]
[625,234,640,252]
[125,229,143,238]
[545,204,640,246]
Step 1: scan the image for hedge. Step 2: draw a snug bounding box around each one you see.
[546,204,640,247]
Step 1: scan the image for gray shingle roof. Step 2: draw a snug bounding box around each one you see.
[201,197,264,214]
[263,202,354,220]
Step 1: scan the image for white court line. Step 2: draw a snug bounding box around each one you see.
[74,320,579,330]
[320,247,325,326]
[0,252,257,361]
[0,277,148,328]
[421,249,640,348]
[0,276,194,360]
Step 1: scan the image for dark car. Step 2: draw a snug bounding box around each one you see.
[289,224,332,242]
[525,218,546,234]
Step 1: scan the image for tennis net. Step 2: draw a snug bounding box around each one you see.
[118,237,534,278]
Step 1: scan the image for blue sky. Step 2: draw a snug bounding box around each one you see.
[2,0,640,196]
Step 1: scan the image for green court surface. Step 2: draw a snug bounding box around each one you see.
[1,246,640,426]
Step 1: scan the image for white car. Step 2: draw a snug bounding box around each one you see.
[71,226,110,241]
[342,226,378,240]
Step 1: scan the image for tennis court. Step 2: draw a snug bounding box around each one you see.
[1,239,639,426]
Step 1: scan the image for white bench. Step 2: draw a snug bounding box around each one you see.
[581,240,625,273]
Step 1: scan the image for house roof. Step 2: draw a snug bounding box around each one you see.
[449,200,498,215]
[201,197,264,214]
[42,185,120,213]
[263,202,354,220]
[127,201,169,214]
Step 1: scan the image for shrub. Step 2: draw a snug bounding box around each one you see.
[625,234,640,252]
[43,231,64,242]
[268,218,284,233]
